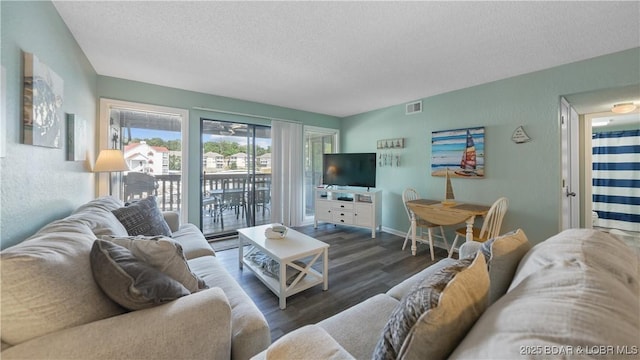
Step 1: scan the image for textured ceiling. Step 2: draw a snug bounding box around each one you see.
[53,1,640,117]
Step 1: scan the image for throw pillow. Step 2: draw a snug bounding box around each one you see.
[373,252,489,360]
[90,239,190,310]
[479,228,531,304]
[100,235,208,292]
[112,196,172,237]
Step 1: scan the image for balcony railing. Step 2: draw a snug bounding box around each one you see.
[123,172,272,233]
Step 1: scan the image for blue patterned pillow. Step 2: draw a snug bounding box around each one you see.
[112,196,172,237]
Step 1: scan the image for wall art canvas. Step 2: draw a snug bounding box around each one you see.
[431,126,485,178]
[23,52,64,148]
[66,113,86,161]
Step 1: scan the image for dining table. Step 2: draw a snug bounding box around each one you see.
[406,199,490,256]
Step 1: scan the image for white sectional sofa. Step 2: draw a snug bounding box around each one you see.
[1,196,270,360]
[255,228,640,359]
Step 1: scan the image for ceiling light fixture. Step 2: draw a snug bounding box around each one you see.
[611,103,637,114]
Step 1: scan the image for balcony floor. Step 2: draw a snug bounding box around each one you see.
[202,205,272,237]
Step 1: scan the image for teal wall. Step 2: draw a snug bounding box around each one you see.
[1,1,98,248]
[1,1,638,250]
[341,48,640,245]
[97,77,341,227]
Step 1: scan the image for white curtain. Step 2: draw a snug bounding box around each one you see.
[271,120,304,227]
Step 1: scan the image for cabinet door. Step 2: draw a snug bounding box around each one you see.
[354,203,373,227]
[316,200,332,221]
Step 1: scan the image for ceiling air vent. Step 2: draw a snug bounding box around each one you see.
[406,101,422,115]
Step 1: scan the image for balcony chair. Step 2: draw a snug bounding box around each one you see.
[401,188,448,260]
[124,172,158,202]
[448,196,509,258]
[217,179,247,229]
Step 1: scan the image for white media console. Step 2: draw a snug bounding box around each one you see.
[314,187,382,238]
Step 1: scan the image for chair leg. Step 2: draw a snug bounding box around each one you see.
[440,226,449,249]
[427,228,435,261]
[402,225,411,250]
[448,234,461,258]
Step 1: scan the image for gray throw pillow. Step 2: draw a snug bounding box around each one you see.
[112,196,172,237]
[100,235,208,292]
[479,228,531,304]
[90,239,190,310]
[373,252,489,360]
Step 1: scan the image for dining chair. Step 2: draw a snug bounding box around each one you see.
[448,196,509,257]
[401,188,448,260]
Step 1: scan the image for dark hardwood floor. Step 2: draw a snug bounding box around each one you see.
[214,223,448,341]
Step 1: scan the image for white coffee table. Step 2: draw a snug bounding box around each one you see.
[238,224,329,309]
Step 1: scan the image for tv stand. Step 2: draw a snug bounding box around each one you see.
[314,188,382,238]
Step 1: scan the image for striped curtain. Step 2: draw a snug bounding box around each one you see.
[592,129,640,232]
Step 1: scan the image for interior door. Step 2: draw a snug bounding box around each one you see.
[560,97,580,230]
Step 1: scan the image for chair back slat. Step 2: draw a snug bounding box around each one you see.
[479,197,509,239]
[402,188,420,220]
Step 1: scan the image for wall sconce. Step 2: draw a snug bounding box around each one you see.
[611,103,637,114]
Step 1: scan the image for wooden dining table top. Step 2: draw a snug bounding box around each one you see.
[406,199,490,226]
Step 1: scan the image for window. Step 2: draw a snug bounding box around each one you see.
[99,99,188,222]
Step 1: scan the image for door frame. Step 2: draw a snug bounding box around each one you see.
[560,97,580,230]
[99,98,189,223]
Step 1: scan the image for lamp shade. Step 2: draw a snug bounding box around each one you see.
[94,149,129,172]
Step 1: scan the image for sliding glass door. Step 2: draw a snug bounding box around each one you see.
[201,119,271,238]
[304,126,339,221]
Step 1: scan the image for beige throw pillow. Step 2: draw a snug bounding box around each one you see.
[100,235,207,292]
[373,252,489,360]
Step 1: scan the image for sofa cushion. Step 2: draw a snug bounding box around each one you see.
[90,240,190,310]
[172,223,216,259]
[373,252,489,360]
[189,255,271,360]
[70,196,128,236]
[478,228,531,304]
[318,294,400,360]
[101,235,207,292]
[0,219,125,345]
[264,325,355,360]
[112,196,172,237]
[450,229,640,359]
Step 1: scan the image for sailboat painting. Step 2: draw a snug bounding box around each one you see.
[431,126,485,178]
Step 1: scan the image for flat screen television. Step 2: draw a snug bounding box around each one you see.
[322,153,377,188]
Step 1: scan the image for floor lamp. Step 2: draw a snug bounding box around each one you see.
[94,149,129,196]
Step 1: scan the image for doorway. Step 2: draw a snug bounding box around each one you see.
[563,86,639,248]
[200,119,271,238]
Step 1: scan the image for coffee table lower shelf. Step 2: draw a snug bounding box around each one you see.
[242,253,325,309]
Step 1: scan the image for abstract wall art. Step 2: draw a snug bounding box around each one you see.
[431,126,485,178]
[23,52,64,148]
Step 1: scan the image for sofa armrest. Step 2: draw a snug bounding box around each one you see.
[1,288,232,360]
[163,211,180,232]
[459,241,483,259]
[253,325,354,360]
